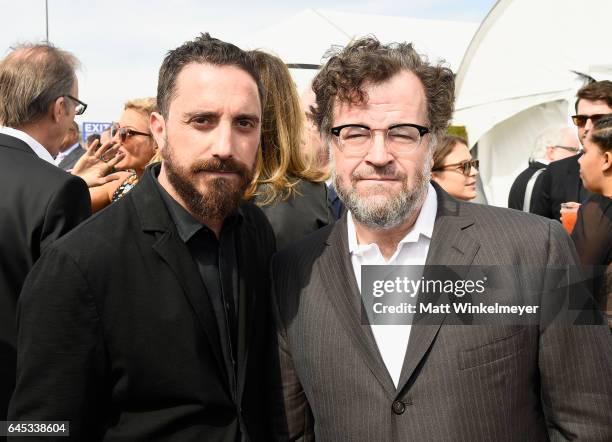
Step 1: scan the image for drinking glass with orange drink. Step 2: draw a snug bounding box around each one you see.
[560,202,581,234]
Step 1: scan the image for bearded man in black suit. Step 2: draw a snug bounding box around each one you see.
[9,34,276,441]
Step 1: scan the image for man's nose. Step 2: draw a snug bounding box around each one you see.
[584,117,595,134]
[364,132,392,165]
[210,123,234,158]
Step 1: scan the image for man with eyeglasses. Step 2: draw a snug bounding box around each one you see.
[269,37,612,441]
[508,126,580,211]
[0,42,91,421]
[530,81,612,219]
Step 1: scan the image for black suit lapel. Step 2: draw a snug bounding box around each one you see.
[319,217,396,398]
[396,185,479,395]
[567,157,581,202]
[131,167,229,388]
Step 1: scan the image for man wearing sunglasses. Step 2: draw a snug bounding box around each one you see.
[0,42,91,421]
[508,126,580,211]
[530,81,612,219]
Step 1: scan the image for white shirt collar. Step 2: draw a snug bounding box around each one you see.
[0,126,55,164]
[347,182,437,255]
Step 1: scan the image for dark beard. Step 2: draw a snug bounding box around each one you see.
[163,145,253,222]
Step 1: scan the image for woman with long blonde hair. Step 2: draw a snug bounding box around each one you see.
[249,50,333,250]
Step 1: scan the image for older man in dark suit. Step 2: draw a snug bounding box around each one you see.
[508,126,579,211]
[55,121,86,170]
[0,42,91,420]
[269,37,612,441]
[9,34,275,441]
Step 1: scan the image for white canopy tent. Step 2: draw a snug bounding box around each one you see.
[454,0,612,207]
[237,9,479,93]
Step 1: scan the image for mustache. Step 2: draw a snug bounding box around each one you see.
[190,157,250,177]
[351,165,406,181]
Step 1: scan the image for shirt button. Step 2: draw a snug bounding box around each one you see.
[392,400,406,415]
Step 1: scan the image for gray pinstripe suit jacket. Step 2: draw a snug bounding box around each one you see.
[269,184,612,441]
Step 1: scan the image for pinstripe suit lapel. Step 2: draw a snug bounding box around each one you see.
[396,185,480,394]
[319,216,397,398]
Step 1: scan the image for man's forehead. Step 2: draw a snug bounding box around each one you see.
[332,72,428,121]
[175,62,256,90]
[171,62,261,113]
[577,98,612,113]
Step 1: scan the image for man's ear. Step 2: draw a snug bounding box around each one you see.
[50,96,67,123]
[602,150,612,173]
[545,146,555,161]
[150,112,166,149]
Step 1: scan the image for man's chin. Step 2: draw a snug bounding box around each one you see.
[353,185,401,201]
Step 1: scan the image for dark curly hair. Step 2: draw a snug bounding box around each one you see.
[311,36,455,148]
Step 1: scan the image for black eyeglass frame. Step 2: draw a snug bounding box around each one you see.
[63,94,87,115]
[552,145,580,153]
[330,123,430,154]
[330,123,430,138]
[432,159,479,176]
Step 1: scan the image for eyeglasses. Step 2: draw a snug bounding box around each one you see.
[552,145,580,154]
[571,113,612,127]
[111,123,151,143]
[330,123,430,156]
[432,159,479,176]
[63,95,87,115]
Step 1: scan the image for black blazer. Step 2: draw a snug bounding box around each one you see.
[0,133,90,420]
[530,154,592,220]
[257,180,334,251]
[9,166,276,441]
[507,160,546,210]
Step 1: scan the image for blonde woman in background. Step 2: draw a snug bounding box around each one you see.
[89,98,159,212]
[431,134,479,201]
[248,50,332,250]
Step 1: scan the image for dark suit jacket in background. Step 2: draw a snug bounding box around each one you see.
[507,160,546,210]
[9,166,276,441]
[57,144,85,171]
[257,180,334,251]
[0,133,90,420]
[269,183,612,441]
[530,154,592,220]
[326,184,345,220]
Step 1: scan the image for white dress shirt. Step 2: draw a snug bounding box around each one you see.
[348,183,437,387]
[0,126,55,164]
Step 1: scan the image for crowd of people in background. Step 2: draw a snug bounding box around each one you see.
[0,31,610,441]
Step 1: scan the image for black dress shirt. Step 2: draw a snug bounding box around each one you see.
[155,178,241,392]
